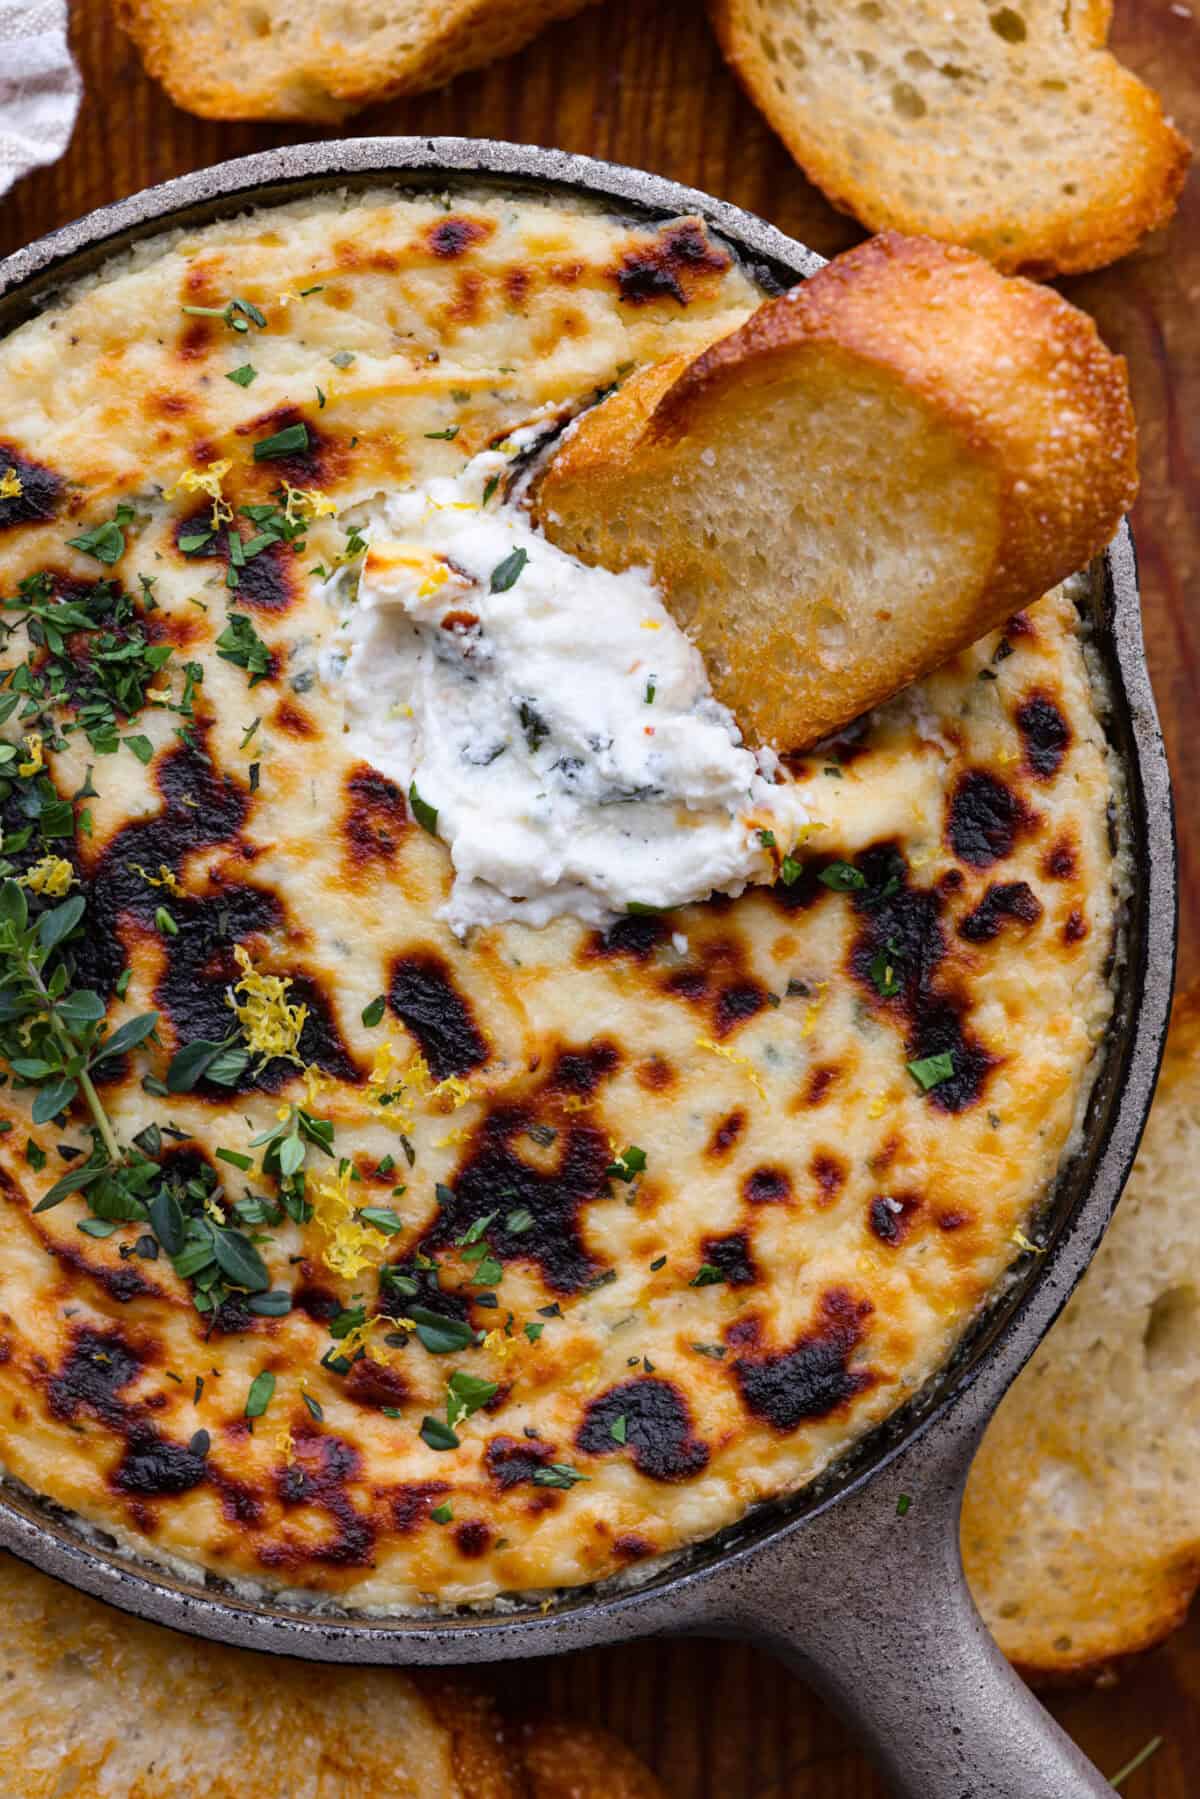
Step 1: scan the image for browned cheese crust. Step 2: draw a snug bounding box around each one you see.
[0,192,1116,1609]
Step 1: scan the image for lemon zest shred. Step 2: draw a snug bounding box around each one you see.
[482,1327,519,1364]
[282,483,338,524]
[0,468,22,500]
[1012,1226,1044,1255]
[166,458,233,531]
[801,981,828,1041]
[202,1192,226,1226]
[17,733,43,778]
[19,855,74,897]
[131,862,182,896]
[310,1161,385,1279]
[695,1034,765,1099]
[228,944,308,1065]
[867,1093,889,1120]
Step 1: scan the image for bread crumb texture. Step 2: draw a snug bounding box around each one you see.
[964,985,1200,1683]
[115,0,596,121]
[709,0,1191,274]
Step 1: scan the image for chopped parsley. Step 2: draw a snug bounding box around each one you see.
[424,426,459,441]
[253,422,309,462]
[689,1263,725,1287]
[181,296,267,333]
[361,994,386,1028]
[244,1370,275,1418]
[870,939,903,998]
[819,860,867,892]
[408,781,438,835]
[215,612,272,684]
[907,1051,956,1092]
[226,364,258,387]
[531,1462,589,1489]
[67,503,135,566]
[607,1144,646,1183]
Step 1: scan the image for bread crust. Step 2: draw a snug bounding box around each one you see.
[115,0,595,122]
[963,983,1200,1685]
[537,233,1136,751]
[707,0,1190,277]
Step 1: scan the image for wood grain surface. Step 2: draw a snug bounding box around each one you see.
[2,2,1197,1793]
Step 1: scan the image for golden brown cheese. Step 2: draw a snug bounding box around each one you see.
[0,190,1115,1608]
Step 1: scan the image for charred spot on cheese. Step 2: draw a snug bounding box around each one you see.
[344,1357,409,1411]
[946,770,1029,868]
[706,1109,746,1160]
[391,1481,451,1532]
[293,1280,340,1324]
[419,1105,611,1295]
[1064,908,1089,944]
[614,219,732,307]
[272,1433,375,1566]
[802,1063,839,1107]
[636,1053,675,1093]
[273,696,317,738]
[423,215,495,259]
[937,1208,973,1231]
[612,1533,655,1561]
[847,842,995,1113]
[178,318,212,360]
[342,764,410,871]
[113,1425,208,1497]
[577,1378,709,1482]
[1017,692,1071,779]
[584,913,669,962]
[0,444,63,532]
[388,951,488,1081]
[454,1519,491,1558]
[730,1290,875,1432]
[744,1165,792,1205]
[701,1230,759,1287]
[869,1193,921,1247]
[485,1434,556,1488]
[958,880,1043,943]
[810,1151,846,1201]
[236,405,333,487]
[662,937,769,1039]
[1043,837,1077,880]
[549,1040,620,1099]
[49,1237,157,1305]
[48,1328,142,1428]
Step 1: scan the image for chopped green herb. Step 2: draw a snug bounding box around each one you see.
[408,782,438,835]
[302,1391,324,1422]
[424,426,460,441]
[330,349,355,369]
[779,856,802,886]
[407,1307,474,1355]
[607,1144,646,1183]
[532,1462,589,1489]
[489,547,528,593]
[359,1206,404,1235]
[67,504,134,567]
[907,1051,956,1092]
[123,734,154,765]
[523,1321,544,1343]
[431,1501,453,1523]
[253,422,309,462]
[690,1263,725,1287]
[446,1368,498,1427]
[505,1207,534,1234]
[215,612,272,684]
[244,1370,275,1418]
[896,1493,911,1517]
[420,1415,460,1451]
[361,994,386,1028]
[226,364,258,387]
[819,860,867,892]
[610,1414,628,1445]
[757,829,776,849]
[870,939,903,999]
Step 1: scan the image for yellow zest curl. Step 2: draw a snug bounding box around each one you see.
[19,855,74,897]
[310,1161,383,1279]
[228,944,308,1065]
[0,468,22,501]
[166,458,233,531]
[695,1034,766,1099]
[283,483,338,524]
[17,734,43,778]
[131,862,181,896]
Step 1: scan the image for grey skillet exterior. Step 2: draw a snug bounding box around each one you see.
[0,139,1177,1797]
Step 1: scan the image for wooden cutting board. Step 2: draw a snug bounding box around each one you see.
[2,2,1197,1792]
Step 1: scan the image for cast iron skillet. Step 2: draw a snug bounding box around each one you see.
[0,139,1177,1798]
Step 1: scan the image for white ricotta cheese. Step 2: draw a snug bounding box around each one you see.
[322,452,811,934]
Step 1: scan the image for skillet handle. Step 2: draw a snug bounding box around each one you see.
[707,1415,1113,1797]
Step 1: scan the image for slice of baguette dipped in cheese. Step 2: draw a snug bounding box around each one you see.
[532,232,1137,754]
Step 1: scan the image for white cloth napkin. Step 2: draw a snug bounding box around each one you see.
[0,0,80,200]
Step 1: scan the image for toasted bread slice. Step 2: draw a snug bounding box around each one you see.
[534,232,1136,752]
[0,1549,664,1798]
[708,0,1190,276]
[963,985,1200,1685]
[115,0,594,122]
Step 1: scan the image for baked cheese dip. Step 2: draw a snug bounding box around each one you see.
[0,190,1118,1609]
